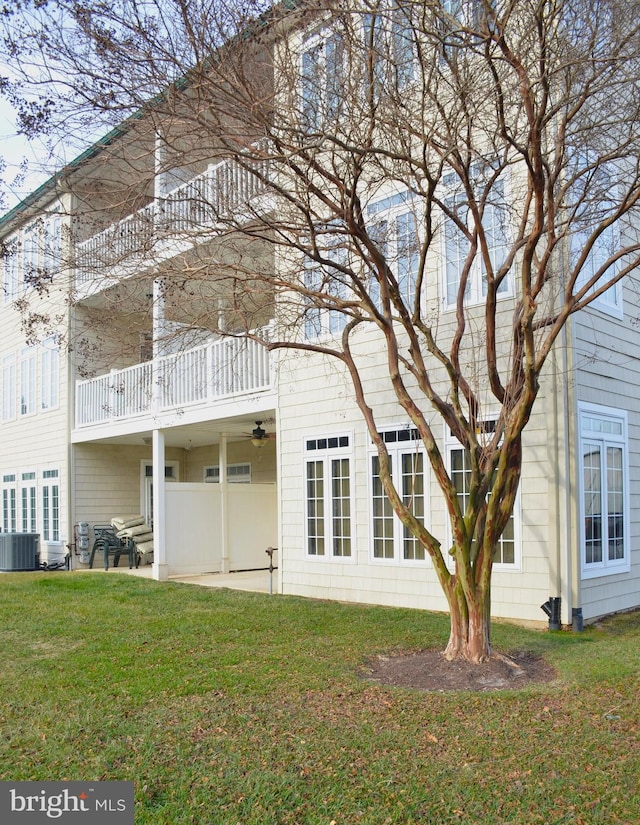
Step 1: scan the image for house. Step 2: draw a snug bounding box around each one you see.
[1,0,639,628]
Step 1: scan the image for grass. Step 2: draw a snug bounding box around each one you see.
[0,572,638,824]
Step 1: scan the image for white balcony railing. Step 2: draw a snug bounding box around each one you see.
[75,334,271,429]
[75,152,269,285]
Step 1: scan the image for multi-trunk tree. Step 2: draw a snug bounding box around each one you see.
[2,0,640,661]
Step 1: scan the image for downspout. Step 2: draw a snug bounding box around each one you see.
[563,314,581,628]
[66,192,76,569]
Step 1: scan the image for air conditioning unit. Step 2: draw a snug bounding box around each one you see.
[0,533,40,571]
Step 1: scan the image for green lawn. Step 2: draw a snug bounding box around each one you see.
[0,572,638,824]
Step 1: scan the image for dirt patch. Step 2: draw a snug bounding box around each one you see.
[361,649,556,692]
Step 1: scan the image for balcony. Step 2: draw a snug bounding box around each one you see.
[74,333,272,430]
[75,152,269,287]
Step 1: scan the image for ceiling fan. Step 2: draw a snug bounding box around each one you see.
[247,420,276,448]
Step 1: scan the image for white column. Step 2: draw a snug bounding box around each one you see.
[219,434,229,573]
[152,428,168,581]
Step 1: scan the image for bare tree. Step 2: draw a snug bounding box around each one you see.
[3,0,640,661]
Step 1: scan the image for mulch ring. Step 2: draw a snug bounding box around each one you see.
[360,649,557,692]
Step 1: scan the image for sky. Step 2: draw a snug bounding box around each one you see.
[0,96,55,215]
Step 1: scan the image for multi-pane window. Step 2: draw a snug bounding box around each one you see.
[303,237,349,339]
[44,215,62,279]
[580,405,629,577]
[22,228,38,289]
[2,355,16,422]
[301,30,345,129]
[41,339,59,411]
[446,423,519,567]
[570,158,622,317]
[20,472,37,533]
[367,192,420,311]
[370,428,428,562]
[363,2,415,95]
[20,347,36,416]
[442,171,511,308]
[42,469,60,542]
[305,435,352,558]
[3,240,19,303]
[2,474,17,532]
[203,463,251,483]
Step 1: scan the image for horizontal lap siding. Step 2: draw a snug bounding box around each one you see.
[573,291,640,621]
[277,333,553,623]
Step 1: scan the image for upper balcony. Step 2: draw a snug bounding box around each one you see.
[73,326,274,440]
[74,150,270,290]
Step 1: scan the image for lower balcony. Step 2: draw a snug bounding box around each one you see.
[74,334,272,435]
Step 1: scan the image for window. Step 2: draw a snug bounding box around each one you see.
[370,428,428,562]
[20,347,36,416]
[41,339,59,411]
[570,157,623,317]
[363,2,415,95]
[3,240,19,303]
[303,235,349,339]
[441,170,511,308]
[44,214,62,279]
[2,355,16,422]
[305,435,353,558]
[445,422,519,567]
[20,472,37,533]
[2,474,17,533]
[22,227,38,289]
[42,469,60,542]
[301,29,345,130]
[204,463,252,483]
[367,191,420,310]
[579,404,629,578]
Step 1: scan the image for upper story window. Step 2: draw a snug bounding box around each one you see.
[579,403,629,578]
[303,229,349,339]
[20,347,36,417]
[3,240,19,304]
[570,157,623,318]
[43,214,62,279]
[364,2,416,95]
[3,214,62,303]
[441,169,511,309]
[367,192,420,311]
[2,354,16,422]
[301,28,345,130]
[41,338,60,412]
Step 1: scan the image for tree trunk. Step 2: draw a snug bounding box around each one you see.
[443,580,492,663]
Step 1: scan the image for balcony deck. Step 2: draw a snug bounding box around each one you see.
[74,333,272,436]
[75,152,269,287]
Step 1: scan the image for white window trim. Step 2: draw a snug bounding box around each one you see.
[443,420,522,571]
[368,425,430,566]
[20,346,37,417]
[40,338,60,412]
[140,460,179,529]
[578,402,630,579]
[204,463,252,483]
[303,432,355,562]
[2,354,16,422]
[440,168,513,311]
[366,190,420,311]
[19,471,37,533]
[41,468,61,543]
[2,473,18,533]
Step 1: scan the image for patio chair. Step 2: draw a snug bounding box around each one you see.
[88,524,139,571]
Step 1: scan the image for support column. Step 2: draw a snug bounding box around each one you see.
[219,434,229,573]
[152,428,168,581]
